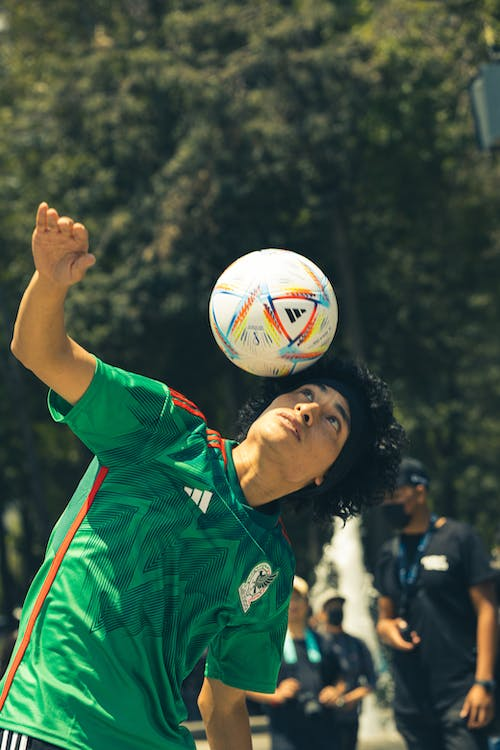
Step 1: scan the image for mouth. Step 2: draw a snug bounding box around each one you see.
[276,411,301,441]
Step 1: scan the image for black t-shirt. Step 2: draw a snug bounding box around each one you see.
[267,631,341,749]
[322,632,376,724]
[374,518,496,714]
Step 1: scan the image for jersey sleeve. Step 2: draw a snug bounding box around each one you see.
[204,611,288,693]
[48,358,205,465]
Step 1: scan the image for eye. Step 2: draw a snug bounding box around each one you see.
[299,387,314,401]
[326,414,340,431]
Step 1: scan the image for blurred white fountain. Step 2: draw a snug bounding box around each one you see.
[311,515,399,742]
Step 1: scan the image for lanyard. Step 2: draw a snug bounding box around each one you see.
[397,513,437,617]
[283,629,322,665]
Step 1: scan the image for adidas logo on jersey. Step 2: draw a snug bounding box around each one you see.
[284,307,307,324]
[184,486,213,514]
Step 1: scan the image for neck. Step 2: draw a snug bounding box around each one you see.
[402,505,431,534]
[288,622,307,639]
[327,625,343,634]
[232,442,299,508]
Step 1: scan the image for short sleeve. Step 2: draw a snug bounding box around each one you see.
[358,640,377,688]
[48,359,203,465]
[460,524,497,587]
[373,540,397,599]
[205,612,288,693]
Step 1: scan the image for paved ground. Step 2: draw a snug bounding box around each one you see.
[195,732,405,749]
[191,718,406,749]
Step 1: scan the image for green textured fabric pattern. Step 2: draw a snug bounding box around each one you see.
[0,359,294,750]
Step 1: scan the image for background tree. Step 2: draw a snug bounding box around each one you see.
[0,0,499,609]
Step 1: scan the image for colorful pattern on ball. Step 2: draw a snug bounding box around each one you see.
[209,249,338,377]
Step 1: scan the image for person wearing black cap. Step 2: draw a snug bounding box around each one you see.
[375,457,498,750]
[1,202,404,750]
[246,576,345,750]
[316,590,377,750]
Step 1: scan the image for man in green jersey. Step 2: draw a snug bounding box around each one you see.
[0,203,404,750]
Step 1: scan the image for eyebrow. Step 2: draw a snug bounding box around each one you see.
[316,384,351,430]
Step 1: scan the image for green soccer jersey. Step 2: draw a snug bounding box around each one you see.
[0,360,295,750]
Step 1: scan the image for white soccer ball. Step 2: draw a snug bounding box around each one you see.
[208,248,338,377]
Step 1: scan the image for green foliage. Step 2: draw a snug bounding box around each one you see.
[1,0,500,603]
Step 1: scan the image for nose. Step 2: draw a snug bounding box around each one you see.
[295,401,319,425]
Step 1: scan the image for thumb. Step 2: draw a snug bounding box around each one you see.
[78,253,96,271]
[460,697,470,718]
[82,253,96,268]
[72,253,96,281]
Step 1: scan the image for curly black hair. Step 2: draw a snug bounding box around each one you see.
[234,355,406,523]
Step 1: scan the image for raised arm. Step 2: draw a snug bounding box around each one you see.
[11,202,97,404]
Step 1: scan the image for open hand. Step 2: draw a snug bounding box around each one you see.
[460,683,495,729]
[32,202,95,287]
[378,617,420,651]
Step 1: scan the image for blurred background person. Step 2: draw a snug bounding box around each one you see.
[316,589,376,750]
[375,457,497,750]
[247,576,344,750]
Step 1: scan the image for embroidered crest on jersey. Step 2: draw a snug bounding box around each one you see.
[421,554,449,571]
[239,562,278,612]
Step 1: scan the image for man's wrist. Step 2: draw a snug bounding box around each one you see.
[474,679,496,692]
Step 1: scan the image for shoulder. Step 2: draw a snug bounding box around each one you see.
[376,536,398,565]
[341,633,367,654]
[438,518,469,535]
[346,633,365,647]
[351,634,372,657]
[437,518,484,547]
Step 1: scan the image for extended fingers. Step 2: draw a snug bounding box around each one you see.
[36,203,81,236]
[47,208,60,230]
[58,216,74,235]
[72,222,89,245]
[36,202,48,230]
[37,205,60,232]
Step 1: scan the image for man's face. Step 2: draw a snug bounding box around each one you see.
[288,590,309,626]
[246,383,351,491]
[383,484,421,520]
[324,600,344,626]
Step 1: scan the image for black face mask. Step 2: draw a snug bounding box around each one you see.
[327,610,343,626]
[382,503,412,530]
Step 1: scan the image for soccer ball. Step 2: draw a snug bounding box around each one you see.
[208,248,338,377]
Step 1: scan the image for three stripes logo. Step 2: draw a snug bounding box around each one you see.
[284,307,307,324]
[184,486,213,514]
[0,731,29,750]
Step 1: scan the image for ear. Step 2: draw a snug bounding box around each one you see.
[314,475,325,487]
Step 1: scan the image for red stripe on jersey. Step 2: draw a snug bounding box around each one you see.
[279,518,292,546]
[219,439,228,467]
[0,465,109,712]
[170,389,206,422]
[206,429,228,468]
[206,431,222,448]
